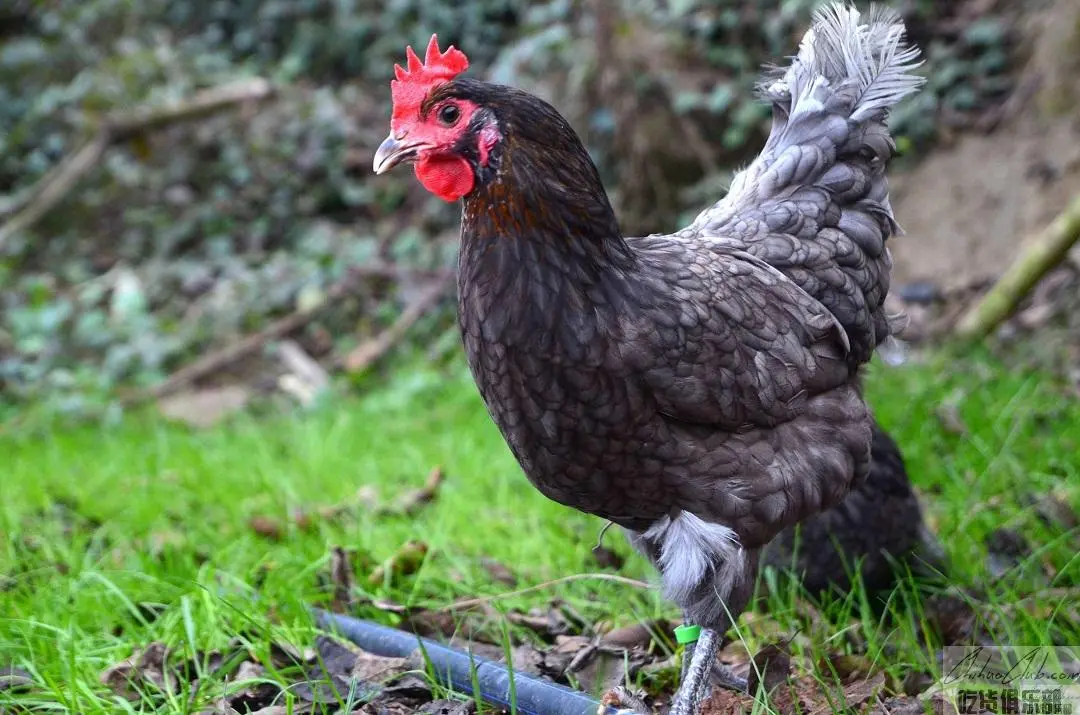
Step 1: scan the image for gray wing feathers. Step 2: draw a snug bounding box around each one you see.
[628,240,851,431]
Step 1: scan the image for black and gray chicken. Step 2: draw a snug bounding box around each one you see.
[373,6,923,713]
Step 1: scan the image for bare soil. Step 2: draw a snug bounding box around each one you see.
[889,0,1080,289]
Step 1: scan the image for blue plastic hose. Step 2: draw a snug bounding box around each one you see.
[313,609,622,715]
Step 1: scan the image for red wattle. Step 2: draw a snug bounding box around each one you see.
[415,154,474,202]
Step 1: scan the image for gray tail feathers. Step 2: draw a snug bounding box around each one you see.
[759,4,924,128]
[734,3,923,363]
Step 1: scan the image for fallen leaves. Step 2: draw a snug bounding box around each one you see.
[591,544,625,570]
[480,557,517,586]
[747,642,791,695]
[329,545,357,612]
[702,646,894,715]
[933,401,968,436]
[249,515,285,541]
[0,664,33,692]
[375,467,445,518]
[100,641,176,700]
[250,467,448,543]
[600,619,675,650]
[368,540,429,587]
[95,634,448,714]
[416,699,477,715]
[158,386,251,428]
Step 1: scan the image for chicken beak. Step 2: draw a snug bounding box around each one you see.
[373,134,422,175]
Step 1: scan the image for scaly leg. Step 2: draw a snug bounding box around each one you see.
[668,627,721,715]
[598,686,652,715]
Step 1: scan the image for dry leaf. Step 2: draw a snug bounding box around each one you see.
[328,546,356,612]
[368,540,429,586]
[0,665,33,692]
[934,403,967,436]
[249,515,284,541]
[1030,491,1079,530]
[268,641,316,669]
[100,642,174,700]
[222,660,280,713]
[416,699,477,715]
[871,696,927,715]
[591,545,625,570]
[350,651,411,682]
[747,642,791,695]
[159,386,250,428]
[700,688,751,715]
[930,693,959,715]
[378,468,445,517]
[294,636,421,705]
[842,671,886,710]
[601,621,662,650]
[147,529,187,558]
[480,558,517,586]
[823,653,876,683]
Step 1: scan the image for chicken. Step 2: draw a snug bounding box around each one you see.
[763,420,947,597]
[372,6,922,713]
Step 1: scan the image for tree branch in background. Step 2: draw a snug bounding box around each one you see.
[0,78,274,251]
[956,193,1080,340]
[125,266,453,406]
[341,273,453,373]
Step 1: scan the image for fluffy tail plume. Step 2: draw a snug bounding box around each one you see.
[696,3,924,364]
[759,4,923,126]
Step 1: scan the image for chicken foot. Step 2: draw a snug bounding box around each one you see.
[677,626,747,698]
[669,627,721,715]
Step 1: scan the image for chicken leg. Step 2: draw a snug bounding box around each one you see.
[669,627,722,715]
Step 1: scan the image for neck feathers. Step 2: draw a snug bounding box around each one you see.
[456,80,632,269]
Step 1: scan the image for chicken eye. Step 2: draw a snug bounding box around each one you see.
[438,104,461,126]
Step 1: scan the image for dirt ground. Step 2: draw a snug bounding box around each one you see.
[889,0,1080,289]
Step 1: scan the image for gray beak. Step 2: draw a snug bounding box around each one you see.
[373,134,422,174]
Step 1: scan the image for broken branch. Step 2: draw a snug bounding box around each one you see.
[956,193,1080,340]
[128,266,452,405]
[376,467,446,517]
[342,274,453,373]
[127,266,360,405]
[0,78,273,251]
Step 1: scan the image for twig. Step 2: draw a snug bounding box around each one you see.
[329,546,358,613]
[956,193,1080,340]
[376,466,446,517]
[104,78,273,140]
[342,273,453,373]
[122,265,452,406]
[130,299,322,404]
[0,136,109,250]
[128,267,356,404]
[277,339,331,406]
[439,573,653,612]
[0,78,273,251]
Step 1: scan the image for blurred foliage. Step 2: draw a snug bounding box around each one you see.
[0,0,1020,419]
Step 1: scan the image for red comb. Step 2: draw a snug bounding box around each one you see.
[390,35,469,129]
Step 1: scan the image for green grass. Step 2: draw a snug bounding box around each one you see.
[1,352,1078,712]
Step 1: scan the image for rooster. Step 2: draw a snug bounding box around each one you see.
[372,6,922,714]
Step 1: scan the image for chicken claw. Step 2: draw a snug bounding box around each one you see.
[599,685,653,714]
